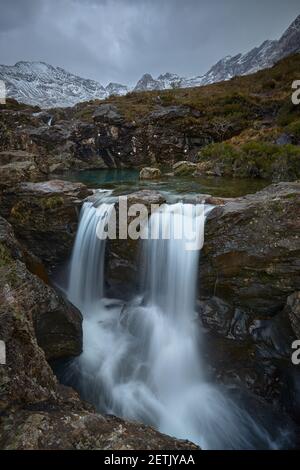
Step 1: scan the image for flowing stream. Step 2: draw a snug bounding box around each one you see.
[65,196,289,449]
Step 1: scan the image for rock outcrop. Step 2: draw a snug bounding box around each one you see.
[0,216,82,409]
[0,180,92,270]
[197,182,300,418]
[0,408,198,450]
[200,181,300,313]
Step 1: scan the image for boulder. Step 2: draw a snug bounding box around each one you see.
[147,105,199,122]
[173,161,197,176]
[200,182,300,313]
[93,104,124,124]
[0,151,43,189]
[139,167,161,180]
[0,180,93,270]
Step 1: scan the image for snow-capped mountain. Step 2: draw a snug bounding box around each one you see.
[0,61,109,108]
[105,82,129,96]
[134,72,182,92]
[0,15,299,108]
[198,14,300,86]
[133,15,300,92]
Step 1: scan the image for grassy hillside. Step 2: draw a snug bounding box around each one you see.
[71,54,300,180]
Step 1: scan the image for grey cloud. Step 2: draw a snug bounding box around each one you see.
[0,0,43,32]
[0,0,299,85]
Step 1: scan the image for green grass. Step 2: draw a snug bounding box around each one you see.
[198,141,300,180]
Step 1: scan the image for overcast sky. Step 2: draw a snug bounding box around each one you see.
[0,0,299,86]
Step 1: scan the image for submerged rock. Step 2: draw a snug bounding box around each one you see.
[140,167,161,180]
[173,160,197,176]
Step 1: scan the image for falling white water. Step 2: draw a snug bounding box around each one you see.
[66,199,288,450]
[68,199,114,310]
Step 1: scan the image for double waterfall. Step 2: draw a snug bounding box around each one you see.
[66,197,283,449]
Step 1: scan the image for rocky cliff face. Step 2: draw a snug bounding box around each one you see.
[0,180,93,270]
[200,181,300,313]
[200,183,300,418]
[1,52,300,183]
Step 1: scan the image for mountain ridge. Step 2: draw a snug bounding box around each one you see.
[0,14,299,108]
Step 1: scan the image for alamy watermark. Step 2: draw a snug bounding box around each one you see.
[292,340,300,365]
[93,197,206,251]
[291,80,300,105]
[0,80,6,105]
[0,340,6,365]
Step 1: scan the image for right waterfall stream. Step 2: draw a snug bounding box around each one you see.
[66,199,290,449]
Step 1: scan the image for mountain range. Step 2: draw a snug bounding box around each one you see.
[0,14,299,108]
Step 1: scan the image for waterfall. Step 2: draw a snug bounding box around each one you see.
[66,199,288,450]
[68,199,114,311]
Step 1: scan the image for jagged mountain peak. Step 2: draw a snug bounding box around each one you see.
[281,14,300,37]
[105,82,129,96]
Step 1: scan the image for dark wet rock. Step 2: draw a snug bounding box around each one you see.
[0,216,82,365]
[0,217,59,410]
[0,99,208,172]
[199,297,234,337]
[284,292,300,338]
[140,167,161,179]
[199,291,298,416]
[205,330,299,414]
[199,297,250,340]
[0,180,92,270]
[200,181,300,313]
[248,313,294,359]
